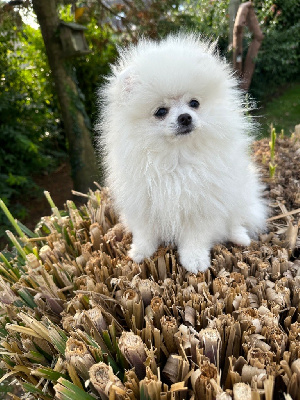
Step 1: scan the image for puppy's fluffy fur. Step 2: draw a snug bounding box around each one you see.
[97,34,267,273]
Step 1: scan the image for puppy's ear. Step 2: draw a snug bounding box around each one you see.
[119,68,136,92]
[116,67,140,96]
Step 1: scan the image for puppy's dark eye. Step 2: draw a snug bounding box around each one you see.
[154,107,168,118]
[189,99,200,109]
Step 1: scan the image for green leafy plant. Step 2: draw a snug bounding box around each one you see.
[280,128,285,139]
[250,0,300,100]
[269,125,277,178]
[0,15,67,239]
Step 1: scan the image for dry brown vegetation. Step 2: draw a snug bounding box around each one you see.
[0,132,299,400]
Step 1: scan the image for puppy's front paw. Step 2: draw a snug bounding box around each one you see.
[230,226,251,247]
[128,243,155,264]
[179,248,211,274]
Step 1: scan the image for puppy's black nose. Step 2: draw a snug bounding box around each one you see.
[178,113,192,126]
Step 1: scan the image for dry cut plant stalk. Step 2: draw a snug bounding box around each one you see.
[0,132,300,400]
[118,331,147,380]
[89,362,125,399]
[65,338,95,381]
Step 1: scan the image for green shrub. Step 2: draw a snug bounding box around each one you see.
[254,0,300,32]
[0,17,66,238]
[250,0,300,100]
[250,23,300,100]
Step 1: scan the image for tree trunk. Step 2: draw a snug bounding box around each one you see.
[228,0,241,50]
[232,2,264,91]
[32,0,101,193]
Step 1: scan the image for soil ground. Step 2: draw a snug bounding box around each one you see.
[22,162,74,231]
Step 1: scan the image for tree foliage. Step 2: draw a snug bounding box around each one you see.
[250,0,300,99]
[0,11,66,237]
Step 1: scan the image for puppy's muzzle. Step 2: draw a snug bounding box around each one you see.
[177,113,193,135]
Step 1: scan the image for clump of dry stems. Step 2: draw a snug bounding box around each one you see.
[0,131,299,400]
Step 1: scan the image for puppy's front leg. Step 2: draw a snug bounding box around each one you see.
[178,227,212,274]
[128,228,159,264]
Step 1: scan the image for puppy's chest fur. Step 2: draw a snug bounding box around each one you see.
[140,149,237,237]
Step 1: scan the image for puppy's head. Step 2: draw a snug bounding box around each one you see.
[104,35,246,143]
[151,96,201,137]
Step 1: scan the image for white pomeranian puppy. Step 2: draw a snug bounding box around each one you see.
[97,34,266,274]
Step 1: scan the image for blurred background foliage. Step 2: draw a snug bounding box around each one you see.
[0,10,66,237]
[250,0,300,100]
[0,0,299,240]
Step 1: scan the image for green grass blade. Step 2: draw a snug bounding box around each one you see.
[102,330,113,352]
[32,367,68,381]
[22,382,52,399]
[48,326,67,354]
[44,191,56,209]
[16,220,38,238]
[0,252,13,270]
[5,231,27,260]
[56,378,96,400]
[17,288,37,308]
[0,199,25,238]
